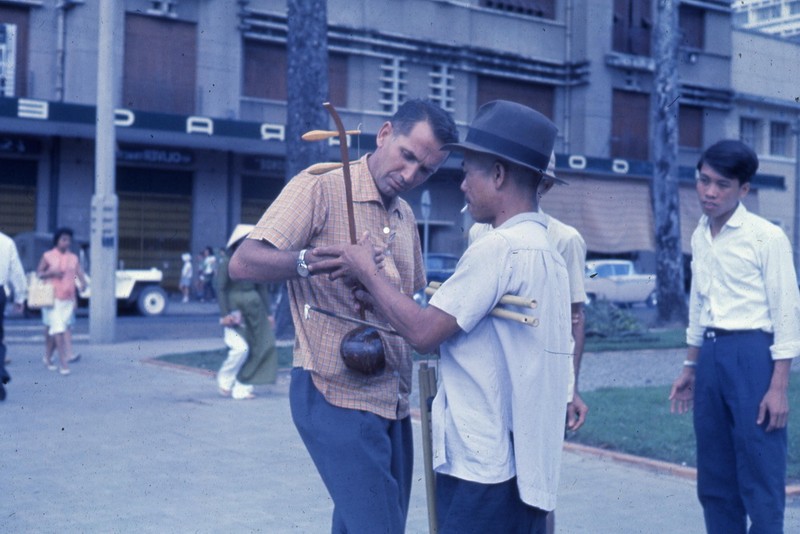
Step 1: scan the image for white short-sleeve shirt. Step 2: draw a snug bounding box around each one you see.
[430,212,573,511]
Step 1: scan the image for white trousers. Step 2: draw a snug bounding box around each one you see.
[217,328,254,399]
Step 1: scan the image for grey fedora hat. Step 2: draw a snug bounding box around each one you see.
[442,100,558,175]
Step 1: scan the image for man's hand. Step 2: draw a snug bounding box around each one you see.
[566,391,589,431]
[310,232,383,282]
[758,385,790,432]
[669,369,695,414]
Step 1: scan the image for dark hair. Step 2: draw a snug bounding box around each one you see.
[53,227,74,246]
[697,140,759,184]
[390,99,458,146]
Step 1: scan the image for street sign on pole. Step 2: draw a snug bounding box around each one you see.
[421,189,431,269]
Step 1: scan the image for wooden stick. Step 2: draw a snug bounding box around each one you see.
[427,281,537,309]
[301,129,361,141]
[424,285,538,326]
[418,362,439,533]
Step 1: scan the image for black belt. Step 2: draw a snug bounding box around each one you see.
[704,328,761,339]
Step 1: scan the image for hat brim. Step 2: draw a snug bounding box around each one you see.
[442,141,567,184]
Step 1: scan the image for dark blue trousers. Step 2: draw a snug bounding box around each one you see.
[289,367,413,534]
[435,473,547,534]
[694,330,786,534]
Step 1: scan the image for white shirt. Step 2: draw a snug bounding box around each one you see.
[469,212,586,400]
[0,232,27,304]
[687,203,800,360]
[469,210,587,304]
[431,212,573,511]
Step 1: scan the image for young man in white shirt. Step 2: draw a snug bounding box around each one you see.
[670,139,800,533]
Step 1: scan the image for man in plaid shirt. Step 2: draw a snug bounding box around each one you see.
[230,99,457,532]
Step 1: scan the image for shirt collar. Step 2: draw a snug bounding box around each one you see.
[495,211,548,231]
[352,153,403,215]
[700,201,747,231]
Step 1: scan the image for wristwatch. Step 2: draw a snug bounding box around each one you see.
[296,249,310,278]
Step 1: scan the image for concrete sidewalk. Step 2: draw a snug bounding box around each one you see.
[2,337,799,533]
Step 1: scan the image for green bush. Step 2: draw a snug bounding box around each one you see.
[584,301,645,338]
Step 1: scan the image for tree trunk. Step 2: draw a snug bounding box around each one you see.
[286,0,329,182]
[652,0,688,324]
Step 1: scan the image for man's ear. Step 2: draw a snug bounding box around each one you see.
[492,160,508,189]
[375,122,393,148]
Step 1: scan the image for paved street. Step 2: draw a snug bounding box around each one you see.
[2,300,799,532]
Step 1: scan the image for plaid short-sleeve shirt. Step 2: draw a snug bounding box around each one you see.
[249,155,426,419]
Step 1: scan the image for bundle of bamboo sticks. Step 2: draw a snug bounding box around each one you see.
[424,281,538,326]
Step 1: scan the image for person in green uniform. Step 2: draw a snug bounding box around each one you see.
[215,224,278,399]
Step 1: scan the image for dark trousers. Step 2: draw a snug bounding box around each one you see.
[436,473,547,534]
[694,330,786,534]
[289,368,413,534]
[0,290,9,400]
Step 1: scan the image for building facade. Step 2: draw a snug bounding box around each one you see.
[732,0,800,41]
[0,0,797,289]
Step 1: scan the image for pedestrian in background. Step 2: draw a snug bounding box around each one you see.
[36,228,87,376]
[670,139,800,533]
[199,246,217,302]
[179,252,193,303]
[1,230,27,400]
[215,224,278,400]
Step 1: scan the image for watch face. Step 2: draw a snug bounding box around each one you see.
[297,263,309,277]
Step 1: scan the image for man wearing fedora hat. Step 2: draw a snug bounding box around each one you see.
[469,149,588,534]
[470,150,589,434]
[313,100,573,532]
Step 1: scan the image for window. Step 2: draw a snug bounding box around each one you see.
[613,0,652,56]
[740,117,762,153]
[123,14,197,114]
[755,5,781,21]
[429,65,454,113]
[791,1,800,16]
[479,0,556,19]
[476,75,555,119]
[379,57,407,114]
[679,5,704,50]
[243,43,347,107]
[0,5,28,97]
[611,90,650,160]
[770,121,789,157]
[678,105,703,149]
[243,41,287,101]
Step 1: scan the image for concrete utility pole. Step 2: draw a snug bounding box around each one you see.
[652,0,687,323]
[90,0,118,343]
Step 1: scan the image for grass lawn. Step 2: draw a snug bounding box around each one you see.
[154,344,294,372]
[153,328,800,482]
[568,381,800,483]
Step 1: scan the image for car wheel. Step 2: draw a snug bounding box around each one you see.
[136,286,168,316]
[646,290,658,308]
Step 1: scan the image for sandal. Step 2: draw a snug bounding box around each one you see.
[233,392,256,401]
[218,387,231,397]
[59,367,71,376]
[43,357,57,371]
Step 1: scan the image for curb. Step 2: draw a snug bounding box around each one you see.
[564,441,800,496]
[142,354,800,497]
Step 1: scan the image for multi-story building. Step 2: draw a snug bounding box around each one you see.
[0,0,797,289]
[732,0,800,41]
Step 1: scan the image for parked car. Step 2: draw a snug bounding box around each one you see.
[584,259,657,307]
[14,231,168,317]
[424,253,460,283]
